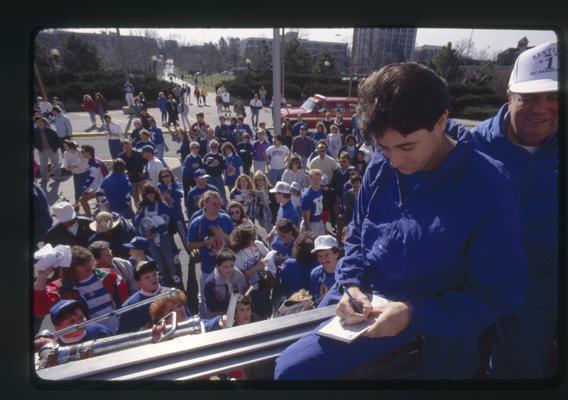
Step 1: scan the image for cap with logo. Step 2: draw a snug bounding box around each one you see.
[509,41,558,94]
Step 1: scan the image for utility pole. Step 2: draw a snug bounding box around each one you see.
[116,28,129,81]
[272,28,282,136]
[34,61,47,99]
[281,28,285,97]
[348,29,357,97]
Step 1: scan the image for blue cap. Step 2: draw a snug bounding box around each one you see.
[141,145,155,153]
[193,169,210,179]
[123,236,149,251]
[49,299,84,325]
[299,124,308,130]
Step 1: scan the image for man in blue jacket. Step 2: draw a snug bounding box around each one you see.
[462,42,559,379]
[274,63,527,380]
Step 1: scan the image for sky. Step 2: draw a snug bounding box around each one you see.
[58,27,558,60]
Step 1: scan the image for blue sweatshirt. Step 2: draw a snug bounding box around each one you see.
[117,286,172,334]
[450,105,558,309]
[278,258,319,299]
[182,153,203,182]
[100,173,132,214]
[337,132,527,337]
[157,97,168,113]
[149,126,165,145]
[224,153,243,186]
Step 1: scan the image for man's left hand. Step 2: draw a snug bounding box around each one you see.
[363,301,411,338]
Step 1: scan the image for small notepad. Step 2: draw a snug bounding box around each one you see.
[316,294,389,343]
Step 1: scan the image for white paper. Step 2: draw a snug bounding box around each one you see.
[316,294,390,343]
[224,293,238,328]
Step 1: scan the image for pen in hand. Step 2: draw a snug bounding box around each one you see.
[343,285,363,314]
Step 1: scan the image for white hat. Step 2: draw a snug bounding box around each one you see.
[52,202,76,223]
[508,41,558,94]
[290,182,301,192]
[311,235,339,253]
[269,181,291,194]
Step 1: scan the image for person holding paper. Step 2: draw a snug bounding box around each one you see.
[274,62,527,379]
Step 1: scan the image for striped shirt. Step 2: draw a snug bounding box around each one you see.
[74,274,120,333]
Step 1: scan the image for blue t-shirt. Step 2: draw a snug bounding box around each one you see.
[308,265,336,306]
[187,214,234,274]
[279,258,319,299]
[271,237,295,260]
[117,287,171,334]
[149,127,165,145]
[224,153,243,186]
[278,200,300,226]
[300,187,323,222]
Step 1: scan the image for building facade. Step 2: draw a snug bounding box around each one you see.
[413,44,444,64]
[353,28,417,75]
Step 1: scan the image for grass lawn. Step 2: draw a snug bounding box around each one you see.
[175,70,235,93]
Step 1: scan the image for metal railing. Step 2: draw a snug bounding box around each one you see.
[36,305,336,381]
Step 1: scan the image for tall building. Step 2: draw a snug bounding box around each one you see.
[353,28,417,75]
[413,44,444,64]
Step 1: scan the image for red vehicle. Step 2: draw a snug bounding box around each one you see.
[280,94,358,129]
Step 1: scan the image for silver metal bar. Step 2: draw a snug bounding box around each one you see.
[49,288,177,338]
[36,305,335,381]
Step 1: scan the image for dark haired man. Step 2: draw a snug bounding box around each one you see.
[117,139,147,205]
[33,116,62,185]
[275,62,527,379]
[103,114,123,160]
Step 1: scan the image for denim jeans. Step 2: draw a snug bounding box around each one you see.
[268,168,284,187]
[72,170,90,202]
[108,139,122,160]
[251,111,260,128]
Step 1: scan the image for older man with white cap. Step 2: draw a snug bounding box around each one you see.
[308,235,340,306]
[43,202,94,248]
[458,41,559,378]
[270,181,300,227]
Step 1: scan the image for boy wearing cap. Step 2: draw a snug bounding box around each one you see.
[308,235,340,306]
[44,202,94,248]
[49,299,112,345]
[117,260,172,334]
[142,145,164,187]
[275,63,526,380]
[270,181,300,227]
[449,42,559,379]
[123,236,153,269]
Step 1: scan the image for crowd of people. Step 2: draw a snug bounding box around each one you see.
[32,41,558,381]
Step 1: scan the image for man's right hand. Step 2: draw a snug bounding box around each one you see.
[335,285,373,325]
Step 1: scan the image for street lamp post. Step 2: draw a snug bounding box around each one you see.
[50,48,62,99]
[151,55,158,79]
[324,60,331,93]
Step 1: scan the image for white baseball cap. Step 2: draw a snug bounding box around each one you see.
[52,202,76,223]
[269,181,291,194]
[508,41,558,94]
[311,235,339,253]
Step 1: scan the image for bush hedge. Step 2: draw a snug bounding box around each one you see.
[36,71,177,112]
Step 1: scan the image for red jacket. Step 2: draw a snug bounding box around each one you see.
[82,100,96,113]
[34,268,128,318]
